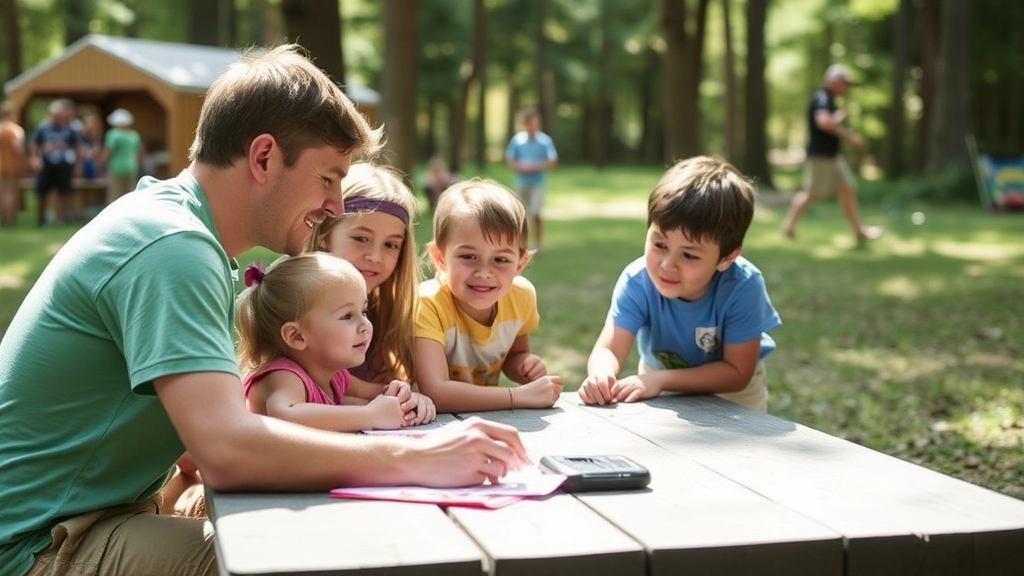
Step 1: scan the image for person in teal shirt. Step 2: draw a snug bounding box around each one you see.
[0,44,528,576]
[101,107,142,206]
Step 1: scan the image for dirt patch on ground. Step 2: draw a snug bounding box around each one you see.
[547,190,790,220]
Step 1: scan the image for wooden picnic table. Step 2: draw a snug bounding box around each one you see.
[208,393,1024,576]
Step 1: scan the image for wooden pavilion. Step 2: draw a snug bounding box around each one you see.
[4,34,380,179]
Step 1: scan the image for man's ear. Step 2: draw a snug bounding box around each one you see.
[716,246,743,271]
[249,134,277,184]
[280,321,307,351]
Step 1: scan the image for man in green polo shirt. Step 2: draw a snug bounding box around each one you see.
[0,44,527,576]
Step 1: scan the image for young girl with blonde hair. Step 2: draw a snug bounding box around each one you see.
[161,252,417,517]
[415,179,563,413]
[307,162,435,424]
[236,252,417,430]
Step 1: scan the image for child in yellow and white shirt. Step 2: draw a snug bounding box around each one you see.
[415,179,563,413]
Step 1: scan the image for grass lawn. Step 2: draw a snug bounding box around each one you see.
[2,164,1022,499]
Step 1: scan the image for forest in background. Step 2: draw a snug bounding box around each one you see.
[1,0,1019,200]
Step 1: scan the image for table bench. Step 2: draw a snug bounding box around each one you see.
[208,393,1024,576]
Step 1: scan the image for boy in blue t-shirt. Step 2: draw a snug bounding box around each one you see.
[505,107,557,253]
[579,156,781,412]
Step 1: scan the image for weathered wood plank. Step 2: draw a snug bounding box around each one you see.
[209,492,486,576]
[458,398,844,576]
[448,494,646,576]
[585,393,1024,576]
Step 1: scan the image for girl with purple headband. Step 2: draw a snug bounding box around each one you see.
[307,162,436,425]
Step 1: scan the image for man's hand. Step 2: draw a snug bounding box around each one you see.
[412,417,529,486]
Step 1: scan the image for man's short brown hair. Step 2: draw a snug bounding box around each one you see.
[189,44,382,167]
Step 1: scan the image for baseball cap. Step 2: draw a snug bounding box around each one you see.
[824,64,857,84]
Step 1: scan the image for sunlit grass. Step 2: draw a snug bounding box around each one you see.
[2,164,1022,499]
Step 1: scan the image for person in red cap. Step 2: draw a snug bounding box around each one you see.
[781,64,882,244]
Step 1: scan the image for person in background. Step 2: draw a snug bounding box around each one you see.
[781,64,883,244]
[0,100,26,228]
[421,154,459,212]
[78,113,100,180]
[505,107,558,254]
[78,112,103,216]
[0,44,526,576]
[415,179,563,413]
[29,98,81,226]
[102,108,142,206]
[579,156,781,412]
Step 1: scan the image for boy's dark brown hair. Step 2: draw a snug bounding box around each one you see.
[647,156,756,259]
[189,44,382,167]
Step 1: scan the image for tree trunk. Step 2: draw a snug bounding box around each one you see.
[238,0,265,46]
[222,0,236,46]
[913,0,940,172]
[187,0,220,46]
[473,2,487,170]
[534,0,555,137]
[1009,11,1024,147]
[722,0,736,163]
[884,0,909,178]
[281,0,344,85]
[660,0,709,163]
[593,0,612,168]
[63,0,94,46]
[741,0,774,189]
[381,0,419,177]
[450,0,484,173]
[1,0,22,79]
[264,0,285,45]
[926,0,972,172]
[506,64,520,143]
[639,46,659,163]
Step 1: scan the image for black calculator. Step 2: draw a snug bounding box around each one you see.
[539,455,651,492]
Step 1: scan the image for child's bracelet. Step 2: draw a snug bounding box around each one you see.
[508,387,514,410]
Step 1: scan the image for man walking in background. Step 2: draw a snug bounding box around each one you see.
[781,64,882,244]
[506,107,558,254]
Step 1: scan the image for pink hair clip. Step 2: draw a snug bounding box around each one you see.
[244,262,266,287]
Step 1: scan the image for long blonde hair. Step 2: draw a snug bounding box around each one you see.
[235,253,365,374]
[305,162,419,381]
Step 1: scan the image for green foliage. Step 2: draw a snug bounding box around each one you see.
[864,166,982,207]
[340,0,383,85]
[6,0,1020,180]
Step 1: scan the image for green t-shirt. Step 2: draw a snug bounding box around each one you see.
[0,171,240,575]
[103,127,141,176]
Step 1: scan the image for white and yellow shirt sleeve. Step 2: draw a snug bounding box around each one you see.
[416,276,540,386]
